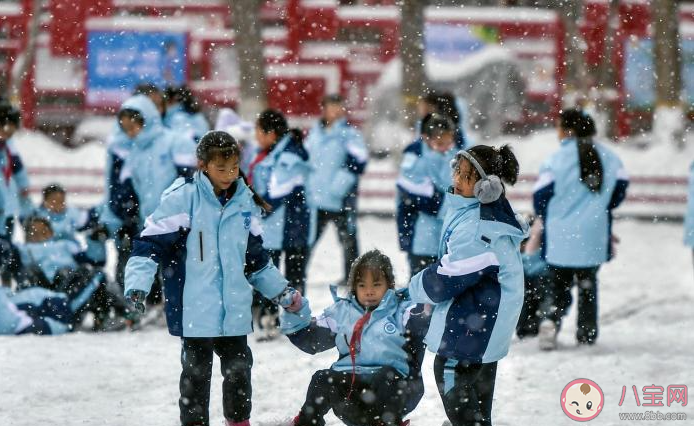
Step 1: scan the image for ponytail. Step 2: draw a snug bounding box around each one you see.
[288,128,304,145]
[466,144,520,187]
[239,170,272,212]
[560,109,603,192]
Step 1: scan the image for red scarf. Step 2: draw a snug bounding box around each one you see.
[2,143,12,186]
[247,149,270,187]
[346,308,373,400]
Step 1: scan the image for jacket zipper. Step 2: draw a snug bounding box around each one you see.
[199,231,203,262]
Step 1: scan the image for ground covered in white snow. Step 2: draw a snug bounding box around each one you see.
[1,216,692,426]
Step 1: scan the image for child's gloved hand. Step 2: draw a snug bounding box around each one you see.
[126,290,147,314]
[274,287,303,313]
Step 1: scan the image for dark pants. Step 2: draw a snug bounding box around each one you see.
[434,357,497,426]
[314,209,359,283]
[542,265,600,344]
[408,254,437,278]
[296,367,413,426]
[516,272,550,339]
[179,336,253,426]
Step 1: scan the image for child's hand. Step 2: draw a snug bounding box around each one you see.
[274,287,303,312]
[126,290,147,314]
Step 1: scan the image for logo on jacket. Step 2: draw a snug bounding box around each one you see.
[242,212,251,230]
[384,322,397,335]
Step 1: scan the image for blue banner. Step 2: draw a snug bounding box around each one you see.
[86,30,187,107]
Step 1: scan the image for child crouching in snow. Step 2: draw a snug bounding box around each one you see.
[279,249,430,426]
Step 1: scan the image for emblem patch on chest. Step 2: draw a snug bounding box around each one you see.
[383,322,397,334]
[242,212,251,230]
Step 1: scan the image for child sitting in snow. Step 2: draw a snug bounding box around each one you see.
[279,249,430,426]
[0,274,106,335]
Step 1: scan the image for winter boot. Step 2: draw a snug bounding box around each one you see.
[538,320,558,351]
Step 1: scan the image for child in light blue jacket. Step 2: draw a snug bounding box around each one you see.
[397,113,462,277]
[684,161,694,273]
[305,94,369,284]
[124,131,300,426]
[408,145,526,426]
[533,109,628,349]
[280,250,430,426]
[251,109,313,340]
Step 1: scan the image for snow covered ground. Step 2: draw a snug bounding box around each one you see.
[1,215,692,426]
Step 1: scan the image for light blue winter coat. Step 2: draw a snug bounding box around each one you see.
[280,287,430,377]
[396,138,460,256]
[533,138,629,267]
[118,95,197,224]
[0,283,101,335]
[251,133,314,250]
[164,103,210,142]
[684,162,694,247]
[18,240,82,282]
[33,206,88,242]
[124,172,288,337]
[408,193,527,363]
[305,118,368,212]
[0,138,32,222]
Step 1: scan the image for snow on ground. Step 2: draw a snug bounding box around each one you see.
[1,216,692,426]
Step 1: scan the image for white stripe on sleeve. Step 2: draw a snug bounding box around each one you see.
[315,313,339,332]
[173,153,197,167]
[268,173,305,199]
[617,167,629,181]
[346,142,369,163]
[397,175,434,197]
[250,216,263,237]
[141,213,191,237]
[437,251,500,277]
[532,171,555,191]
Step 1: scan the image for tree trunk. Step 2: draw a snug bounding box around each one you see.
[592,0,619,139]
[653,0,684,146]
[10,0,42,112]
[230,0,268,119]
[399,0,427,128]
[559,0,588,98]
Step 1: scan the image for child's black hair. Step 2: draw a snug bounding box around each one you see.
[347,249,396,297]
[42,183,65,200]
[197,131,271,211]
[560,108,603,192]
[133,82,161,97]
[0,102,21,127]
[421,113,455,137]
[434,92,461,125]
[118,108,145,127]
[465,144,520,186]
[257,109,289,141]
[23,215,52,234]
[176,85,202,114]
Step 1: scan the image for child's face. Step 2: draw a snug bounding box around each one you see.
[119,115,143,139]
[199,155,240,194]
[425,131,454,153]
[355,269,389,308]
[452,159,476,197]
[322,102,345,124]
[255,125,276,151]
[0,123,15,142]
[26,221,53,243]
[43,192,66,214]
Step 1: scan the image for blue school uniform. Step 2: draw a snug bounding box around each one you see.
[124,172,288,337]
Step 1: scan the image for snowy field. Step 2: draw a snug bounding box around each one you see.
[1,215,692,426]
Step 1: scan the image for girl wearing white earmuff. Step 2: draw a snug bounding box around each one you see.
[407,144,528,426]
